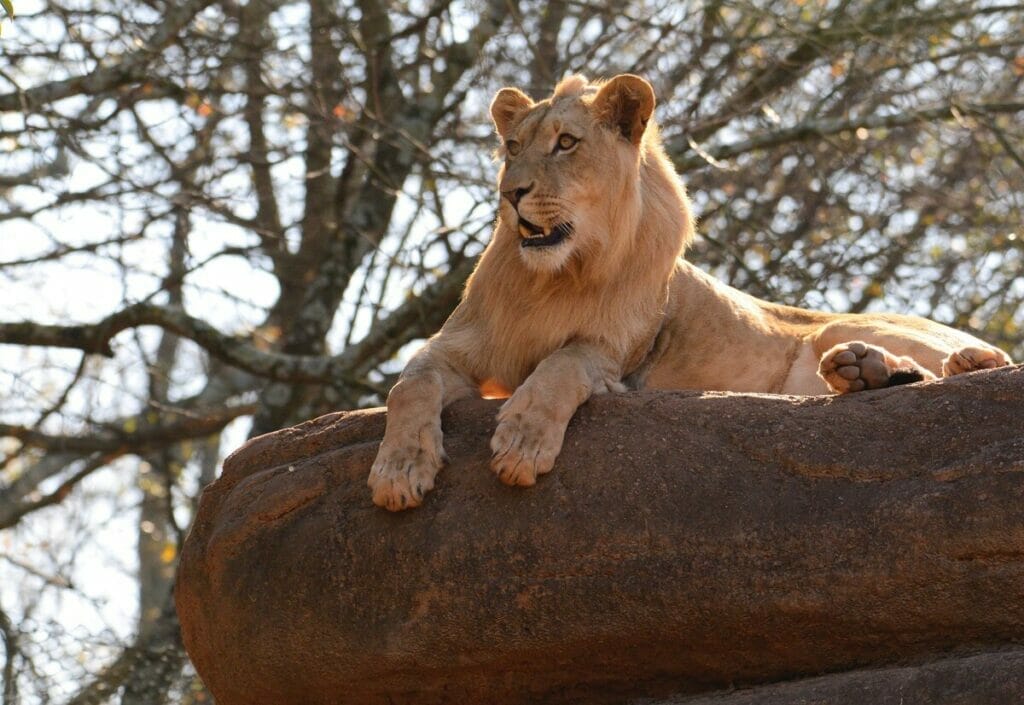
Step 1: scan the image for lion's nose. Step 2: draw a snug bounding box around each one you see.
[501,183,534,208]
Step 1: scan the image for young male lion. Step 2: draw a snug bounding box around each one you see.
[367,73,1012,511]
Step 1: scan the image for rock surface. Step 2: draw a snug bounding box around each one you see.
[176,366,1024,705]
[654,649,1024,704]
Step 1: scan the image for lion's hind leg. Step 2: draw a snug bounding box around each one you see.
[942,346,1011,377]
[818,341,935,394]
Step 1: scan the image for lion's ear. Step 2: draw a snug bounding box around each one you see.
[490,87,534,138]
[593,74,655,146]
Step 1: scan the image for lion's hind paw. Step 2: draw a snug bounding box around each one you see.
[942,346,1011,377]
[818,341,927,394]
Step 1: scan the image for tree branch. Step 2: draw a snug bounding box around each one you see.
[337,252,476,378]
[0,0,217,111]
[0,403,254,455]
[0,303,335,381]
[673,100,1024,172]
[0,267,478,386]
[680,1,1024,147]
[64,601,182,705]
[238,0,285,253]
[0,234,142,268]
[0,602,17,705]
[0,452,117,531]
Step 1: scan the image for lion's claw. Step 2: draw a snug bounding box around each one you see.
[368,426,444,511]
[489,410,561,487]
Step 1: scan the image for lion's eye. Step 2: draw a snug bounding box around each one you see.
[555,134,579,152]
[505,140,522,156]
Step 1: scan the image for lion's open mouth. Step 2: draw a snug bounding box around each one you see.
[518,218,573,248]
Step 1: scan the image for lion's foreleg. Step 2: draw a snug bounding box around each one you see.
[490,343,625,487]
[368,346,473,511]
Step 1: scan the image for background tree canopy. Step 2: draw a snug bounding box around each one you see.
[1,0,1022,701]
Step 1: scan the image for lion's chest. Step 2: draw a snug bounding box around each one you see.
[482,311,575,388]
[473,292,655,390]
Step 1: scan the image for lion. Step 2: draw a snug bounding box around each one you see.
[367,73,1013,511]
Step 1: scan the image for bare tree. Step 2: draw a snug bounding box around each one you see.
[1,0,1022,701]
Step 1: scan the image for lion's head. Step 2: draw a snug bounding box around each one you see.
[489,73,685,275]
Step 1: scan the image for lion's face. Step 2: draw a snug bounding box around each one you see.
[490,75,656,273]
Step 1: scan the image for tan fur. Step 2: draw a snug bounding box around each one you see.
[367,74,1013,511]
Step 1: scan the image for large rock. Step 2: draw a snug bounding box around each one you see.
[176,366,1024,705]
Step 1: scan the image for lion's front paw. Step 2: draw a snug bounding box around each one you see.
[942,346,1011,377]
[489,402,565,487]
[818,341,924,394]
[368,428,445,511]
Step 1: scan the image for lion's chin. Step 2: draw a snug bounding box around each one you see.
[518,219,573,249]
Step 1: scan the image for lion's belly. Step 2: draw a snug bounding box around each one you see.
[642,323,804,394]
[644,356,788,393]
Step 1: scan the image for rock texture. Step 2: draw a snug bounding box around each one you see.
[653,649,1024,704]
[176,366,1024,705]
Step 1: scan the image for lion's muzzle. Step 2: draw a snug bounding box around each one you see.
[518,218,573,248]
